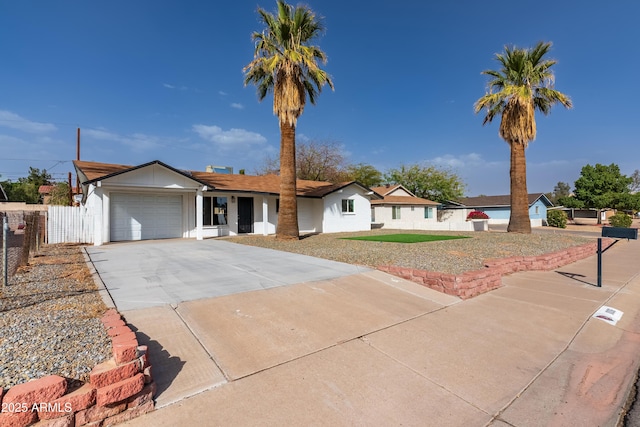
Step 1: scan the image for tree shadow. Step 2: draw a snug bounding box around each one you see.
[128,324,185,400]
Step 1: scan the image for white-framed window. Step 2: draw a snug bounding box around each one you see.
[203,196,228,226]
[341,199,355,213]
[424,207,433,219]
[392,206,401,219]
[535,206,539,214]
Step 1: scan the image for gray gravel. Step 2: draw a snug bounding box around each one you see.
[0,244,111,389]
[227,229,593,275]
[0,230,593,390]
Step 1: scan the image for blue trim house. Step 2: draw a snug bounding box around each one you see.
[443,193,553,227]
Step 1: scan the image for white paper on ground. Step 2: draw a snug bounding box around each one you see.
[593,305,624,326]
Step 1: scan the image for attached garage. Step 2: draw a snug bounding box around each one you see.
[110,193,183,241]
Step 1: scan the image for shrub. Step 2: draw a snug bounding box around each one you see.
[609,212,633,228]
[547,210,567,228]
[466,210,489,220]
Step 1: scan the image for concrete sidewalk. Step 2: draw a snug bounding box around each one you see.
[121,238,640,426]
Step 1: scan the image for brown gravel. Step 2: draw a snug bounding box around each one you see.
[0,244,111,389]
[0,229,593,390]
[226,229,593,275]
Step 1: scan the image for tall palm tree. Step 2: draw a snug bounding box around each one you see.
[244,0,333,240]
[474,41,572,233]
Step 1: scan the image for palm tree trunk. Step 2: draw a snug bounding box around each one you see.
[508,142,532,233]
[276,121,299,240]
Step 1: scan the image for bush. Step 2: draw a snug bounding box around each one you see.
[466,210,489,220]
[609,212,633,228]
[547,210,567,228]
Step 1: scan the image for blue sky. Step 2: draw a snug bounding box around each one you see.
[1,1,638,196]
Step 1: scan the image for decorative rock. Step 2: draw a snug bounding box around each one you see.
[0,408,39,427]
[126,382,156,409]
[106,326,132,338]
[74,402,126,426]
[2,375,67,407]
[103,400,154,426]
[38,383,96,420]
[33,413,74,427]
[90,360,140,389]
[96,373,144,407]
[112,341,139,365]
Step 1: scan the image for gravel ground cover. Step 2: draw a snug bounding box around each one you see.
[227,229,593,275]
[0,244,111,389]
[0,230,593,392]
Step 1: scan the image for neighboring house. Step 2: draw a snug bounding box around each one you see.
[442,193,553,227]
[370,184,440,230]
[551,207,614,224]
[74,160,381,245]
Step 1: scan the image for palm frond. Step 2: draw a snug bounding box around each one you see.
[474,40,572,144]
[244,0,333,126]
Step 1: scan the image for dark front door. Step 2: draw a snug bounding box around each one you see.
[238,197,254,233]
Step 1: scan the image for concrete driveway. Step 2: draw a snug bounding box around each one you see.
[86,238,370,311]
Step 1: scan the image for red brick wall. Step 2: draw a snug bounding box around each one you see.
[0,309,155,427]
[378,240,608,300]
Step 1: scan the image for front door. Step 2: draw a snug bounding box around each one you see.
[238,197,254,233]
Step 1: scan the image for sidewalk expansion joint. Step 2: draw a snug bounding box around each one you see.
[489,270,640,424]
[171,305,232,383]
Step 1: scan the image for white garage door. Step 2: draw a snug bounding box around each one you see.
[110,193,183,241]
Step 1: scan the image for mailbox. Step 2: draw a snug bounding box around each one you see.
[601,226,638,240]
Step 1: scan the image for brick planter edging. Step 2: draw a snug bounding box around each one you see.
[378,240,610,300]
[0,308,155,427]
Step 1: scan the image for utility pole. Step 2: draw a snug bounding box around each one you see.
[76,128,81,195]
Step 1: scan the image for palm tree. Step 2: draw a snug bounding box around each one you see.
[474,41,572,233]
[244,0,334,240]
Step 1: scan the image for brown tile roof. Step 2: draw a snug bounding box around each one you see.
[74,160,133,182]
[370,185,402,196]
[369,184,438,206]
[74,160,369,198]
[371,195,439,206]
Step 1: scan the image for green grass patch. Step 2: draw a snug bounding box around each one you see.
[341,234,469,244]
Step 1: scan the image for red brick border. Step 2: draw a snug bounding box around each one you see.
[0,309,155,427]
[379,240,609,300]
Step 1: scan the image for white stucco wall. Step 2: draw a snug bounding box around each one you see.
[297,198,323,233]
[373,205,438,230]
[322,186,372,233]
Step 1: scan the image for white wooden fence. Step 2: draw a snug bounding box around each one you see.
[47,206,94,244]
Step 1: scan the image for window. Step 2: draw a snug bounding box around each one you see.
[203,196,228,226]
[535,206,539,215]
[392,206,401,219]
[424,207,433,219]
[341,199,354,213]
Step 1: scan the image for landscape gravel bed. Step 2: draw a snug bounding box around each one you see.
[227,229,593,275]
[0,244,111,389]
[0,230,593,393]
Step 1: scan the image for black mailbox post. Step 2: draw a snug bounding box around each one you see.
[597,227,638,287]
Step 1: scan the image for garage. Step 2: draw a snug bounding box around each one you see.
[110,193,183,241]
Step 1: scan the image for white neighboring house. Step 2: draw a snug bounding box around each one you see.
[74,160,381,245]
[370,185,440,230]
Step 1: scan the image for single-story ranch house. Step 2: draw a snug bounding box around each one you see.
[442,193,553,226]
[370,184,440,230]
[74,160,382,245]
